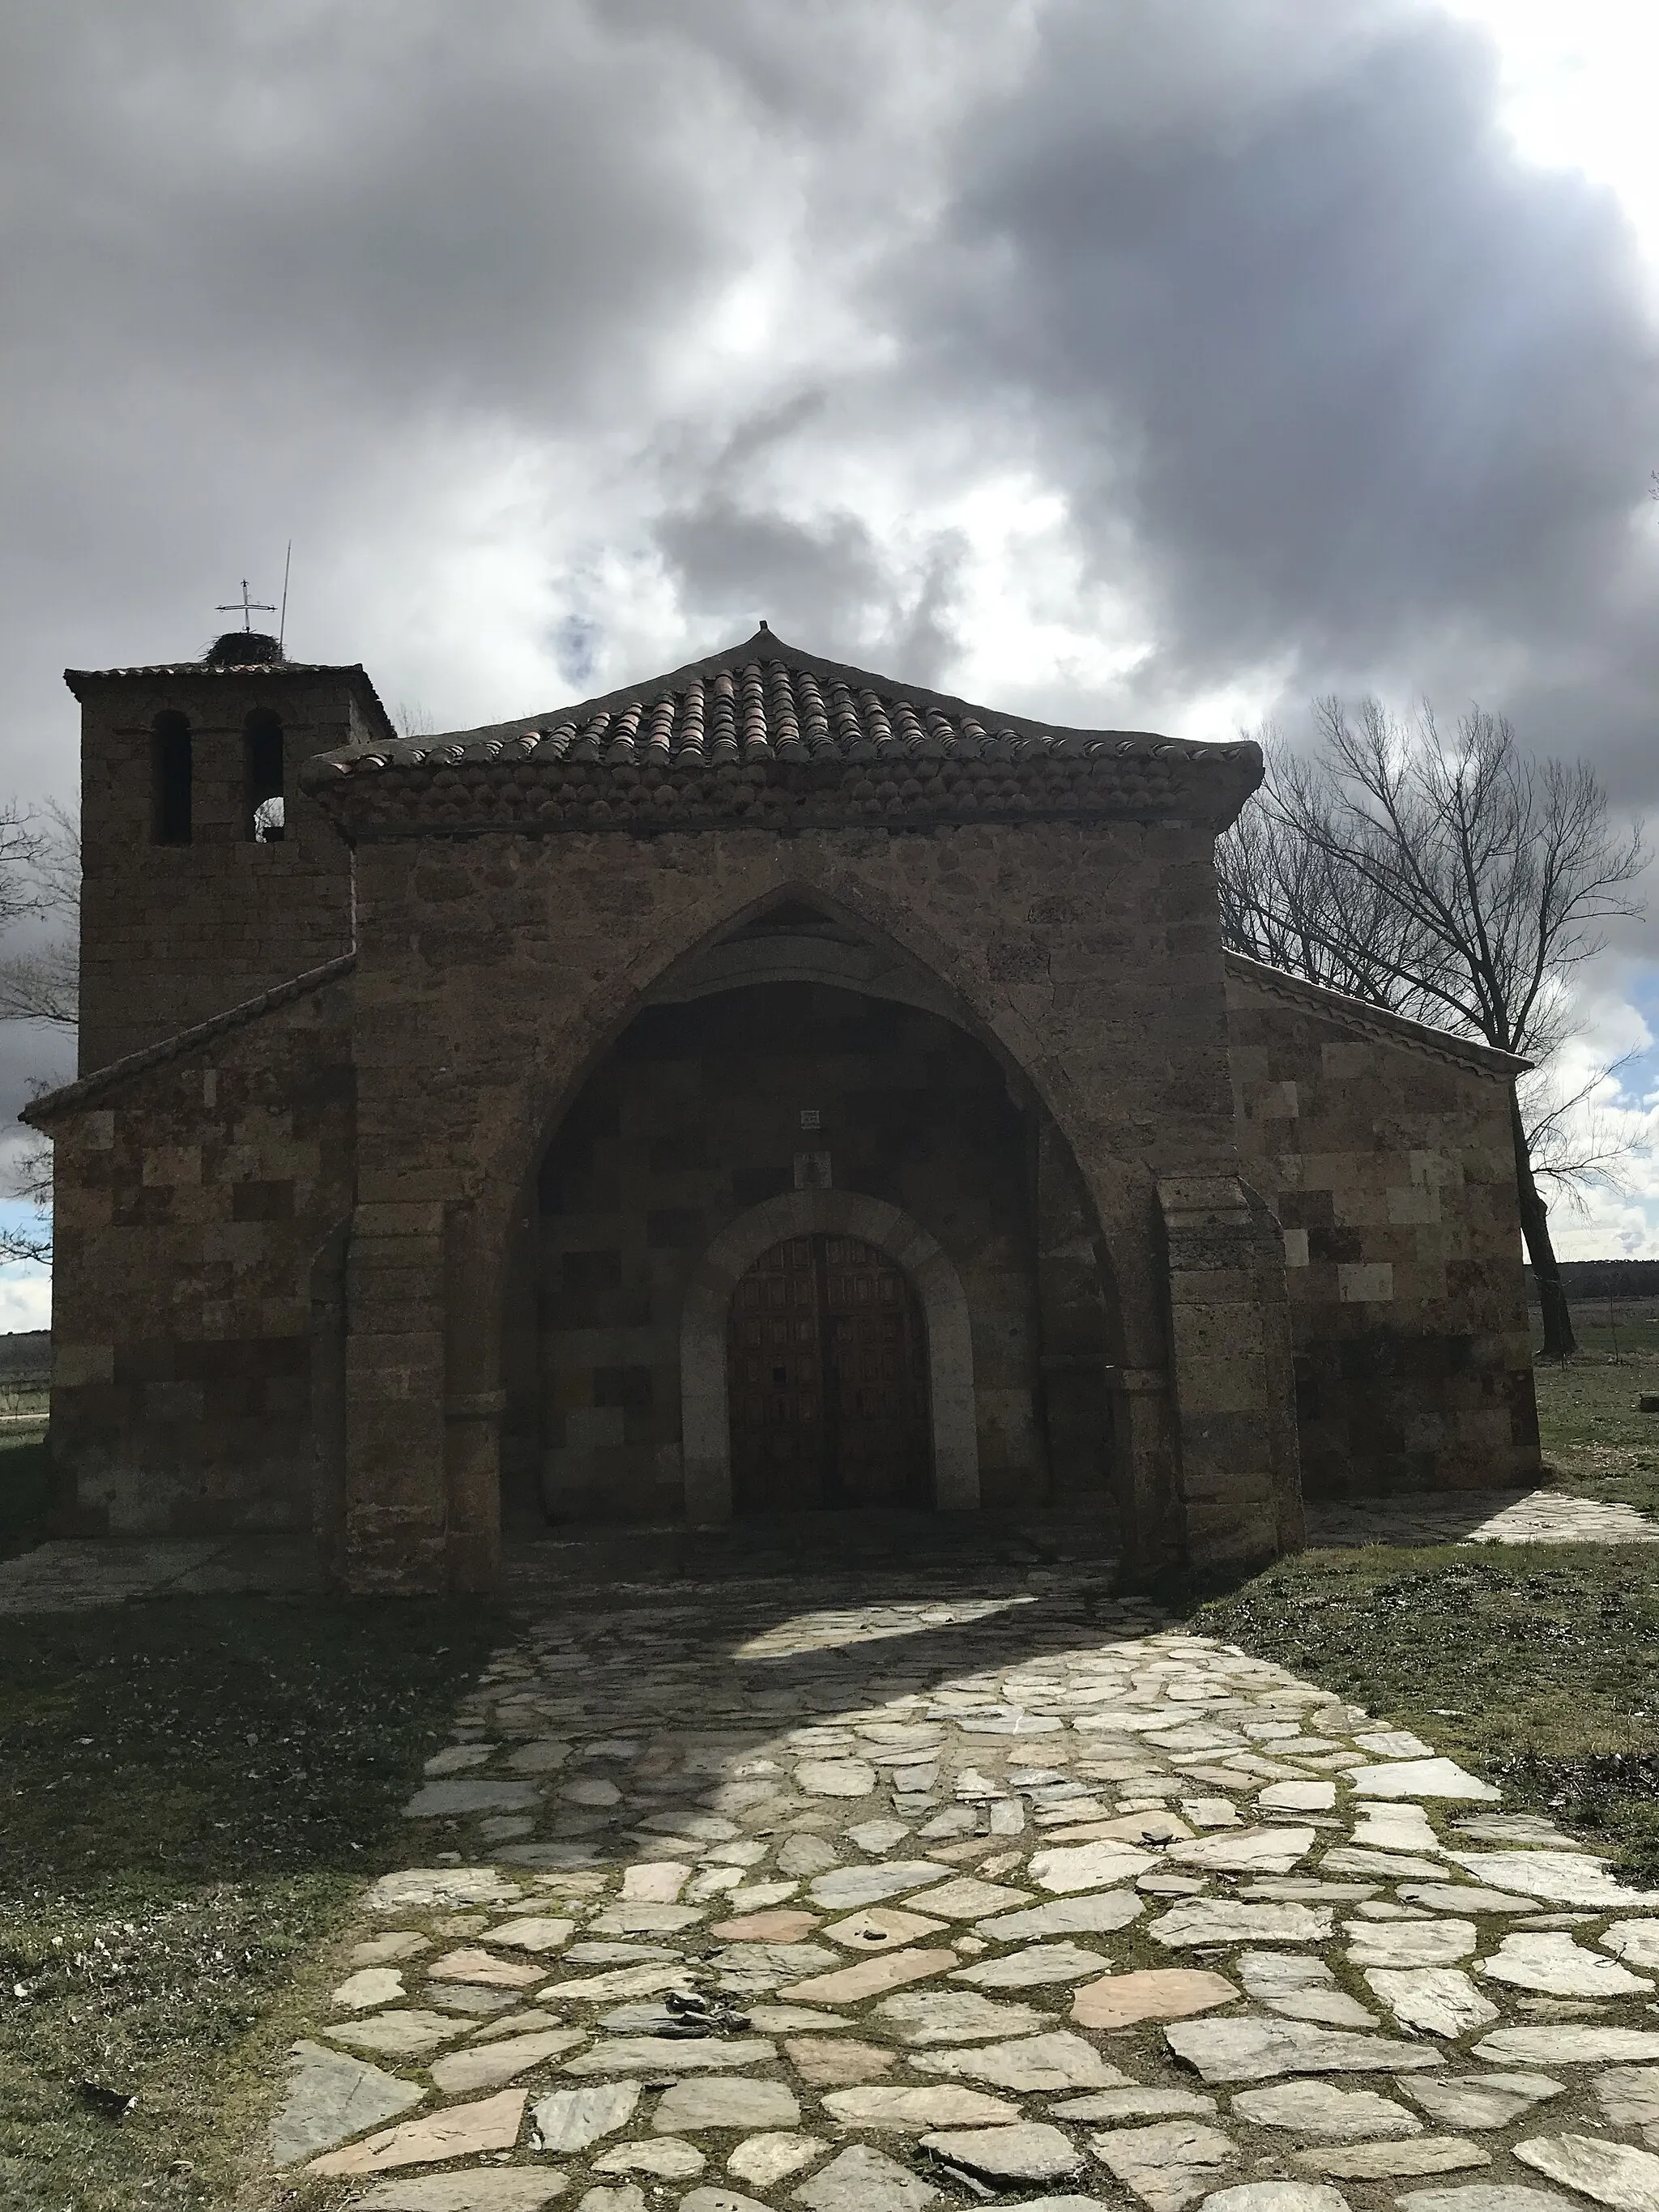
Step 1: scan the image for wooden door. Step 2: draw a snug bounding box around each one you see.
[727,1237,827,1514]
[727,1235,929,1512]
[821,1236,930,1507]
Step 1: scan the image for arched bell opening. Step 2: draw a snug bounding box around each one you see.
[502,894,1124,1544]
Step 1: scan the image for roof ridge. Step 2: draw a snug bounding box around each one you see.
[24,952,357,1124]
[296,631,1262,833]
[1223,950,1529,1076]
[62,661,400,747]
[426,628,1171,753]
[65,661,369,678]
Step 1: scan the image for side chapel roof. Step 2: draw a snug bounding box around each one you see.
[1224,951,1529,1077]
[23,954,357,1127]
[21,948,1525,1132]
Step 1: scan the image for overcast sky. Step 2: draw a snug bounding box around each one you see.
[2,0,1658,1314]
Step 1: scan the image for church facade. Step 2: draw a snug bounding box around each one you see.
[30,629,1540,1592]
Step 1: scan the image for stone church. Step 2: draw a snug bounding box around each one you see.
[29,627,1539,1592]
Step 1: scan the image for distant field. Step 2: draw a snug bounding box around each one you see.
[0,1329,48,1388]
[1533,1294,1659,1365]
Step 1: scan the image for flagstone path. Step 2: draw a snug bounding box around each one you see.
[262,1563,1659,2212]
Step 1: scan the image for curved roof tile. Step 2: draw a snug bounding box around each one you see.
[298,629,1260,837]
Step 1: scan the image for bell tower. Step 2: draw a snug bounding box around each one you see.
[67,629,393,1073]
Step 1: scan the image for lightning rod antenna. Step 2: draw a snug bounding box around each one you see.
[278,539,292,653]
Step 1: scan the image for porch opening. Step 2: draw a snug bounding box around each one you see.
[499,899,1120,1539]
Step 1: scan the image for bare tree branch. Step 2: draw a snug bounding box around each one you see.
[1521,1056,1653,1208]
[0,799,78,1030]
[0,801,80,1268]
[0,1124,53,1264]
[0,937,79,1029]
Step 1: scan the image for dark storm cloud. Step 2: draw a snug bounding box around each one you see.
[662,497,969,686]
[3,0,1657,765]
[0,1,926,733]
[1,4,745,417]
[2,0,1656,1238]
[0,0,994,753]
[649,394,971,683]
[870,1,1659,765]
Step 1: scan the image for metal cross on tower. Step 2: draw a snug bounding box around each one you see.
[216,579,276,632]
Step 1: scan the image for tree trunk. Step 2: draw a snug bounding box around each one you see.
[1509,1085,1576,1359]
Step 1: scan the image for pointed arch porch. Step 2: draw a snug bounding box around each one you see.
[466,861,1162,1355]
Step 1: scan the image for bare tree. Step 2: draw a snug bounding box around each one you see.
[0,799,78,1029]
[1217,742,1445,1007]
[0,801,78,1265]
[1218,699,1648,1357]
[1522,1055,1644,1209]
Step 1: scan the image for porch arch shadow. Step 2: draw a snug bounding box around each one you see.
[680,1189,979,1525]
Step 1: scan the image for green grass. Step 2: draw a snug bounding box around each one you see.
[0,1434,49,1538]
[0,1595,503,2212]
[1533,1334,1659,1519]
[1182,1332,1659,1891]
[1192,1538,1659,1886]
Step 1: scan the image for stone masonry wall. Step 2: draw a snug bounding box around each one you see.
[1226,958,1539,1497]
[75,670,365,1072]
[510,982,1045,1523]
[335,814,1282,1590]
[44,972,355,1535]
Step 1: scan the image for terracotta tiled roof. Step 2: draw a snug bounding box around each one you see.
[63,659,399,744]
[301,629,1261,837]
[66,661,352,680]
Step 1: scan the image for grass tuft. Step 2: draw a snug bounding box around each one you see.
[0,1593,502,2212]
[1190,1541,1659,1883]
[0,1434,50,1541]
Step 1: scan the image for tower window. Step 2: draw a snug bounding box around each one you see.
[244,710,285,842]
[151,712,192,845]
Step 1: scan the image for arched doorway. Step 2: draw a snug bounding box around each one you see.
[727,1234,930,1513]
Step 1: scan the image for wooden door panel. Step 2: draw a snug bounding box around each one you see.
[729,1237,825,1512]
[825,1239,928,1507]
[728,1234,929,1512]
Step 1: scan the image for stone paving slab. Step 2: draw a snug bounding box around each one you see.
[245,1557,1659,2210]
